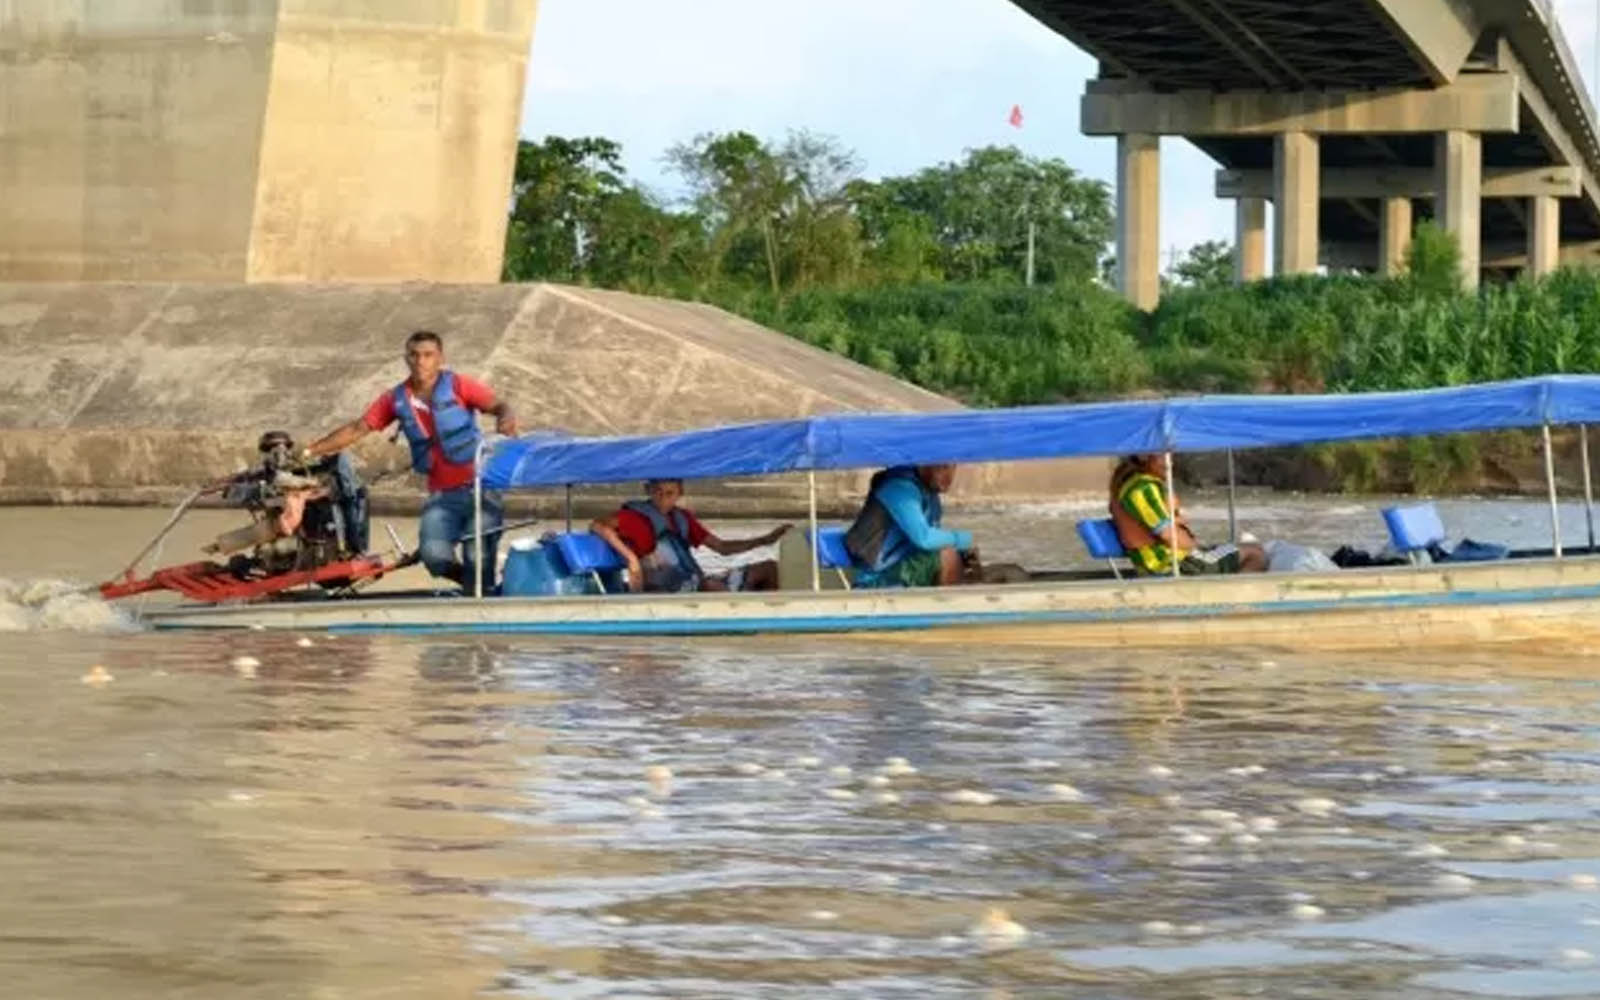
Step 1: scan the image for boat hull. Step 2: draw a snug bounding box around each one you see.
[141,556,1600,651]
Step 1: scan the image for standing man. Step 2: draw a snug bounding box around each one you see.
[305,331,517,594]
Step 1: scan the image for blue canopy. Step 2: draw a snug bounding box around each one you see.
[483,375,1600,490]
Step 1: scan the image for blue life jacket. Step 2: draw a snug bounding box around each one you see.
[844,466,940,572]
[622,500,705,592]
[393,371,481,476]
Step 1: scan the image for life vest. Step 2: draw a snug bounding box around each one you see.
[844,466,940,572]
[621,500,705,592]
[393,371,482,476]
[1110,470,1189,573]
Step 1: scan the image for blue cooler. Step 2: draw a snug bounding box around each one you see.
[501,537,619,596]
[501,539,563,596]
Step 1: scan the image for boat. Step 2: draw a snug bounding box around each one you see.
[134,375,1600,649]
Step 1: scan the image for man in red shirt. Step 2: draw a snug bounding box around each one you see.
[591,478,790,593]
[305,331,516,593]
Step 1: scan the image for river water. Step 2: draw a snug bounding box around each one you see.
[4,499,1600,998]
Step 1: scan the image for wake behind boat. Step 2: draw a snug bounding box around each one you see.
[118,375,1600,650]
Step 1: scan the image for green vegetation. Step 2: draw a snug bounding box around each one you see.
[503,133,1600,491]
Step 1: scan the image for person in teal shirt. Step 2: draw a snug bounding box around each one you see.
[843,464,977,588]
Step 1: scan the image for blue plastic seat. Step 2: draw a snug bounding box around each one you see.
[1381,503,1446,564]
[803,526,856,588]
[1076,518,1128,579]
[552,532,627,590]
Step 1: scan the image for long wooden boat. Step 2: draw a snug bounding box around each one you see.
[129,375,1600,647]
[143,555,1600,651]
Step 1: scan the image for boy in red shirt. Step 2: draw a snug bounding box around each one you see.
[591,478,790,593]
[305,331,516,593]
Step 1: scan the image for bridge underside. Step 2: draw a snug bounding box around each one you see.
[1011,0,1600,303]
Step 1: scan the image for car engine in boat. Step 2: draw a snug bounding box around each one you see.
[207,430,371,580]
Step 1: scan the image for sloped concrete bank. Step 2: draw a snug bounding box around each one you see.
[0,282,1099,516]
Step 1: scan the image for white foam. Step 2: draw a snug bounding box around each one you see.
[1292,797,1339,817]
[969,907,1028,947]
[1291,904,1325,920]
[0,578,133,632]
[1434,873,1476,892]
[1140,920,1176,936]
[1146,764,1174,779]
[1049,783,1086,802]
[945,789,998,806]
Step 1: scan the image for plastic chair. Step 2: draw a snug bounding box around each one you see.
[1381,503,1446,565]
[803,526,855,589]
[552,532,627,591]
[1075,518,1127,579]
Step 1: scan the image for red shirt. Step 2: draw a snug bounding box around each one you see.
[614,506,710,557]
[364,373,498,492]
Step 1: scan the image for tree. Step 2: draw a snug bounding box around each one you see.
[1168,240,1235,290]
[502,136,629,282]
[851,147,1113,285]
[666,130,864,294]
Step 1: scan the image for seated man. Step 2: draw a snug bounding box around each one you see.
[844,464,978,588]
[591,478,790,593]
[1110,454,1266,575]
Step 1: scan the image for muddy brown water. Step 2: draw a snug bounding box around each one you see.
[3,498,1600,998]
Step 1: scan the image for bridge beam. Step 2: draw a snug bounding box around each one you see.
[1326,239,1600,272]
[1082,74,1518,136]
[1366,0,1481,85]
[1215,165,1578,200]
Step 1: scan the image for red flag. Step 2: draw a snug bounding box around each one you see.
[1008,104,1024,129]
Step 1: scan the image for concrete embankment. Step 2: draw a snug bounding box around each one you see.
[0,282,1100,515]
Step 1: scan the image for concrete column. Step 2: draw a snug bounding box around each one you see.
[1527,194,1560,278]
[1273,132,1320,276]
[1434,130,1482,289]
[1117,133,1160,311]
[1379,197,1413,276]
[1234,197,1268,283]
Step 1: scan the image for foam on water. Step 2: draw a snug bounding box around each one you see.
[0,578,133,632]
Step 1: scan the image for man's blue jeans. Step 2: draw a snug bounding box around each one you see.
[419,487,503,594]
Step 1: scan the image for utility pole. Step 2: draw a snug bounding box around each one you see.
[1026,219,1036,287]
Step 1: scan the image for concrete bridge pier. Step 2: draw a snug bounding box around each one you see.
[1116,133,1161,311]
[1529,194,1561,276]
[1234,198,1268,283]
[1380,197,1414,276]
[1436,130,1483,289]
[1274,133,1321,277]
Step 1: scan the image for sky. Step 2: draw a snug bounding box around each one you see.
[521,0,1600,267]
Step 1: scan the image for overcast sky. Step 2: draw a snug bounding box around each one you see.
[521,0,1600,267]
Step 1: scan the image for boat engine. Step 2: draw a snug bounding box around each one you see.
[208,431,370,580]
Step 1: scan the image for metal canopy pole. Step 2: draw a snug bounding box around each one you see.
[1226,448,1238,544]
[473,442,486,599]
[807,471,821,592]
[1165,451,1180,579]
[1543,422,1563,559]
[564,484,573,533]
[1582,425,1595,552]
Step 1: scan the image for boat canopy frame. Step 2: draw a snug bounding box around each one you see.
[468,375,1600,594]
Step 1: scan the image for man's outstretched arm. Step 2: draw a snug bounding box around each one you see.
[304,418,373,459]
